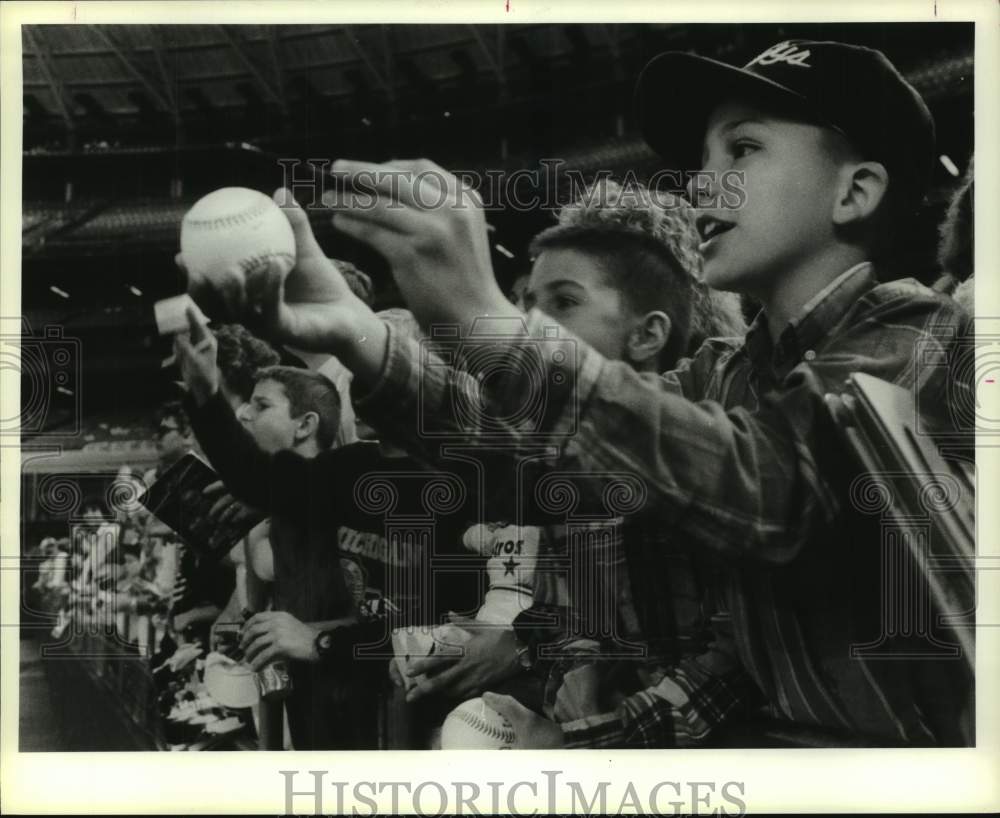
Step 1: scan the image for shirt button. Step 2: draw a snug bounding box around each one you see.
[804,349,817,361]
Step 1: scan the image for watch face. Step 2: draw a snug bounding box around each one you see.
[317,632,333,652]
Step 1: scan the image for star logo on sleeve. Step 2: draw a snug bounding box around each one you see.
[502,557,520,576]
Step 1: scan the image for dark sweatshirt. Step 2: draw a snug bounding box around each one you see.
[185,390,481,748]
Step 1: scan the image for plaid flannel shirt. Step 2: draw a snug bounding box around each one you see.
[356,262,973,746]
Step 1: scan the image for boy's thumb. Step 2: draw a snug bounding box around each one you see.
[482,691,523,725]
[274,187,322,257]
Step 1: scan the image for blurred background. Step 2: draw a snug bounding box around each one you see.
[20,22,974,442]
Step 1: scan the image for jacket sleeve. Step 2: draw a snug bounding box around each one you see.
[354,293,961,566]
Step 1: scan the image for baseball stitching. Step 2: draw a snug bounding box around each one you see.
[456,707,515,745]
[183,195,276,230]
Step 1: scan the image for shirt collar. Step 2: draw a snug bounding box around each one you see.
[743,262,877,371]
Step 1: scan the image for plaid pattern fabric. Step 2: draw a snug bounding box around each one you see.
[562,656,758,748]
[356,262,973,746]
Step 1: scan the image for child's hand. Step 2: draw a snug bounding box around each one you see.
[482,691,564,749]
[203,481,262,532]
[405,620,519,704]
[329,159,516,333]
[239,611,319,671]
[173,306,219,406]
[247,189,382,354]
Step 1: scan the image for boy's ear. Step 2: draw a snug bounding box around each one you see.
[626,311,671,367]
[294,411,320,442]
[833,161,890,227]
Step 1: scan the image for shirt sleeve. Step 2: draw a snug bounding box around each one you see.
[354,294,960,566]
[184,390,371,523]
[560,616,762,749]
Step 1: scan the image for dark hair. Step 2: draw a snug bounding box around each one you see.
[80,495,107,516]
[213,324,281,403]
[336,259,375,307]
[530,181,697,367]
[154,400,191,434]
[254,365,342,450]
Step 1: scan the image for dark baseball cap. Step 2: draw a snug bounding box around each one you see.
[636,39,935,206]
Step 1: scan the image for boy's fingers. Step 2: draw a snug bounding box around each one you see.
[242,630,272,659]
[407,652,459,677]
[273,187,323,258]
[406,665,461,701]
[202,480,227,497]
[173,332,194,362]
[331,193,424,236]
[248,644,279,672]
[208,492,237,520]
[185,305,210,345]
[331,158,461,208]
[481,691,525,725]
[247,258,289,340]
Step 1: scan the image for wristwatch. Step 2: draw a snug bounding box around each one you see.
[314,629,338,661]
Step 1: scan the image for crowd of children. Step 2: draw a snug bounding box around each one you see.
[35,38,976,750]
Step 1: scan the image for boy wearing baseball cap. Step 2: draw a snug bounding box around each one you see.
[246,40,973,746]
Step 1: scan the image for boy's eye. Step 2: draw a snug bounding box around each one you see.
[553,295,577,310]
[731,139,759,159]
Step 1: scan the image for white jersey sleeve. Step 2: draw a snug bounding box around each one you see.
[461,522,540,626]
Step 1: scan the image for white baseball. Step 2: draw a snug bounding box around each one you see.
[180,187,296,309]
[440,697,516,750]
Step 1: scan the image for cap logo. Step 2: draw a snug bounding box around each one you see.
[747,41,812,69]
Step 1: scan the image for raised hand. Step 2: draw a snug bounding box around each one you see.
[245,189,390,380]
[329,159,518,333]
[173,306,219,406]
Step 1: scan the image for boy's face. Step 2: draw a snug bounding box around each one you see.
[238,378,300,454]
[694,99,845,293]
[154,415,191,463]
[526,248,634,361]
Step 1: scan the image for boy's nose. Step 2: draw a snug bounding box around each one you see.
[685,170,723,209]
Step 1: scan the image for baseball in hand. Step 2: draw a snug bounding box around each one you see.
[180,187,296,318]
[440,697,516,750]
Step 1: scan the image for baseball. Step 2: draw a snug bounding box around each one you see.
[180,187,296,316]
[440,697,516,750]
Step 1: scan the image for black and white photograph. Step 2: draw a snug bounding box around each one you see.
[1,2,997,814]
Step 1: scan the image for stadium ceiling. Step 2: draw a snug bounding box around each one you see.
[22,24,640,129]
[23,23,973,149]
